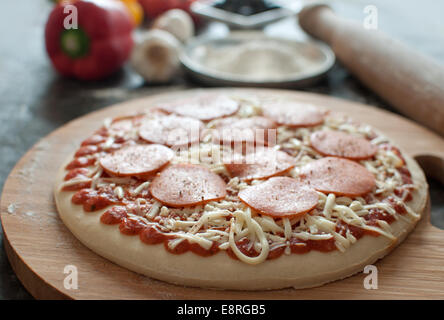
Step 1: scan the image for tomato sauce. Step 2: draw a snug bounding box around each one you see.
[226,235,336,261]
[289,238,311,254]
[64,130,416,261]
[119,217,146,235]
[227,238,260,260]
[384,196,407,215]
[140,226,172,244]
[63,181,92,191]
[267,245,286,260]
[365,208,397,224]
[290,237,336,254]
[81,134,107,146]
[75,145,99,157]
[64,168,89,180]
[336,221,365,239]
[164,238,189,255]
[66,157,96,170]
[71,187,118,212]
[100,206,127,224]
[62,168,91,191]
[163,238,220,257]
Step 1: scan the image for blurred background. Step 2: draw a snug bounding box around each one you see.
[0,0,443,299]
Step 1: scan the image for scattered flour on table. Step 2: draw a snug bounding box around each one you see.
[17,139,51,192]
[7,203,17,214]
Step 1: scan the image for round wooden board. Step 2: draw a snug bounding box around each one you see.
[2,88,444,300]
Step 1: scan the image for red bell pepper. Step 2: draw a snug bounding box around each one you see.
[45,0,134,80]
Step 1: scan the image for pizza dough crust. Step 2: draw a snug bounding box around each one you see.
[54,151,427,290]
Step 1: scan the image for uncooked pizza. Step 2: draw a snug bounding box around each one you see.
[54,92,428,290]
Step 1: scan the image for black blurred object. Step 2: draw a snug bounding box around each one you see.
[213,0,279,16]
[191,0,292,29]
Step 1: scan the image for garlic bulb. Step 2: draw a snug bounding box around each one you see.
[130,29,181,83]
[152,9,194,43]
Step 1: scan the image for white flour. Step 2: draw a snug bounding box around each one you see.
[7,203,17,214]
[195,39,322,81]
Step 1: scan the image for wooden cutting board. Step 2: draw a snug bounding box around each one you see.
[1,88,444,299]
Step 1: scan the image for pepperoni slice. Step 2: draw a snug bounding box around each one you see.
[310,130,377,160]
[149,164,227,207]
[99,144,174,177]
[224,148,295,181]
[209,116,277,146]
[108,115,145,134]
[158,94,239,121]
[139,114,203,147]
[263,101,324,128]
[108,118,134,134]
[298,157,376,196]
[238,177,318,218]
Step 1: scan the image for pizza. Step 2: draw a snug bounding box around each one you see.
[54,92,428,290]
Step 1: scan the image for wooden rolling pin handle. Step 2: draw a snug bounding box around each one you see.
[299,5,444,137]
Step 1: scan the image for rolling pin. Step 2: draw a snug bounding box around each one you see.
[298,5,444,136]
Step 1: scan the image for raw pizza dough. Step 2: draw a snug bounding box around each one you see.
[54,92,428,290]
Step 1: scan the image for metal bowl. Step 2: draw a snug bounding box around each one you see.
[180,32,335,88]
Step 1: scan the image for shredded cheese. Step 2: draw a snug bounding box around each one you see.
[62,101,420,265]
[228,209,270,264]
[132,181,150,196]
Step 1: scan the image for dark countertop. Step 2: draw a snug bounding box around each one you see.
[0,0,443,299]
